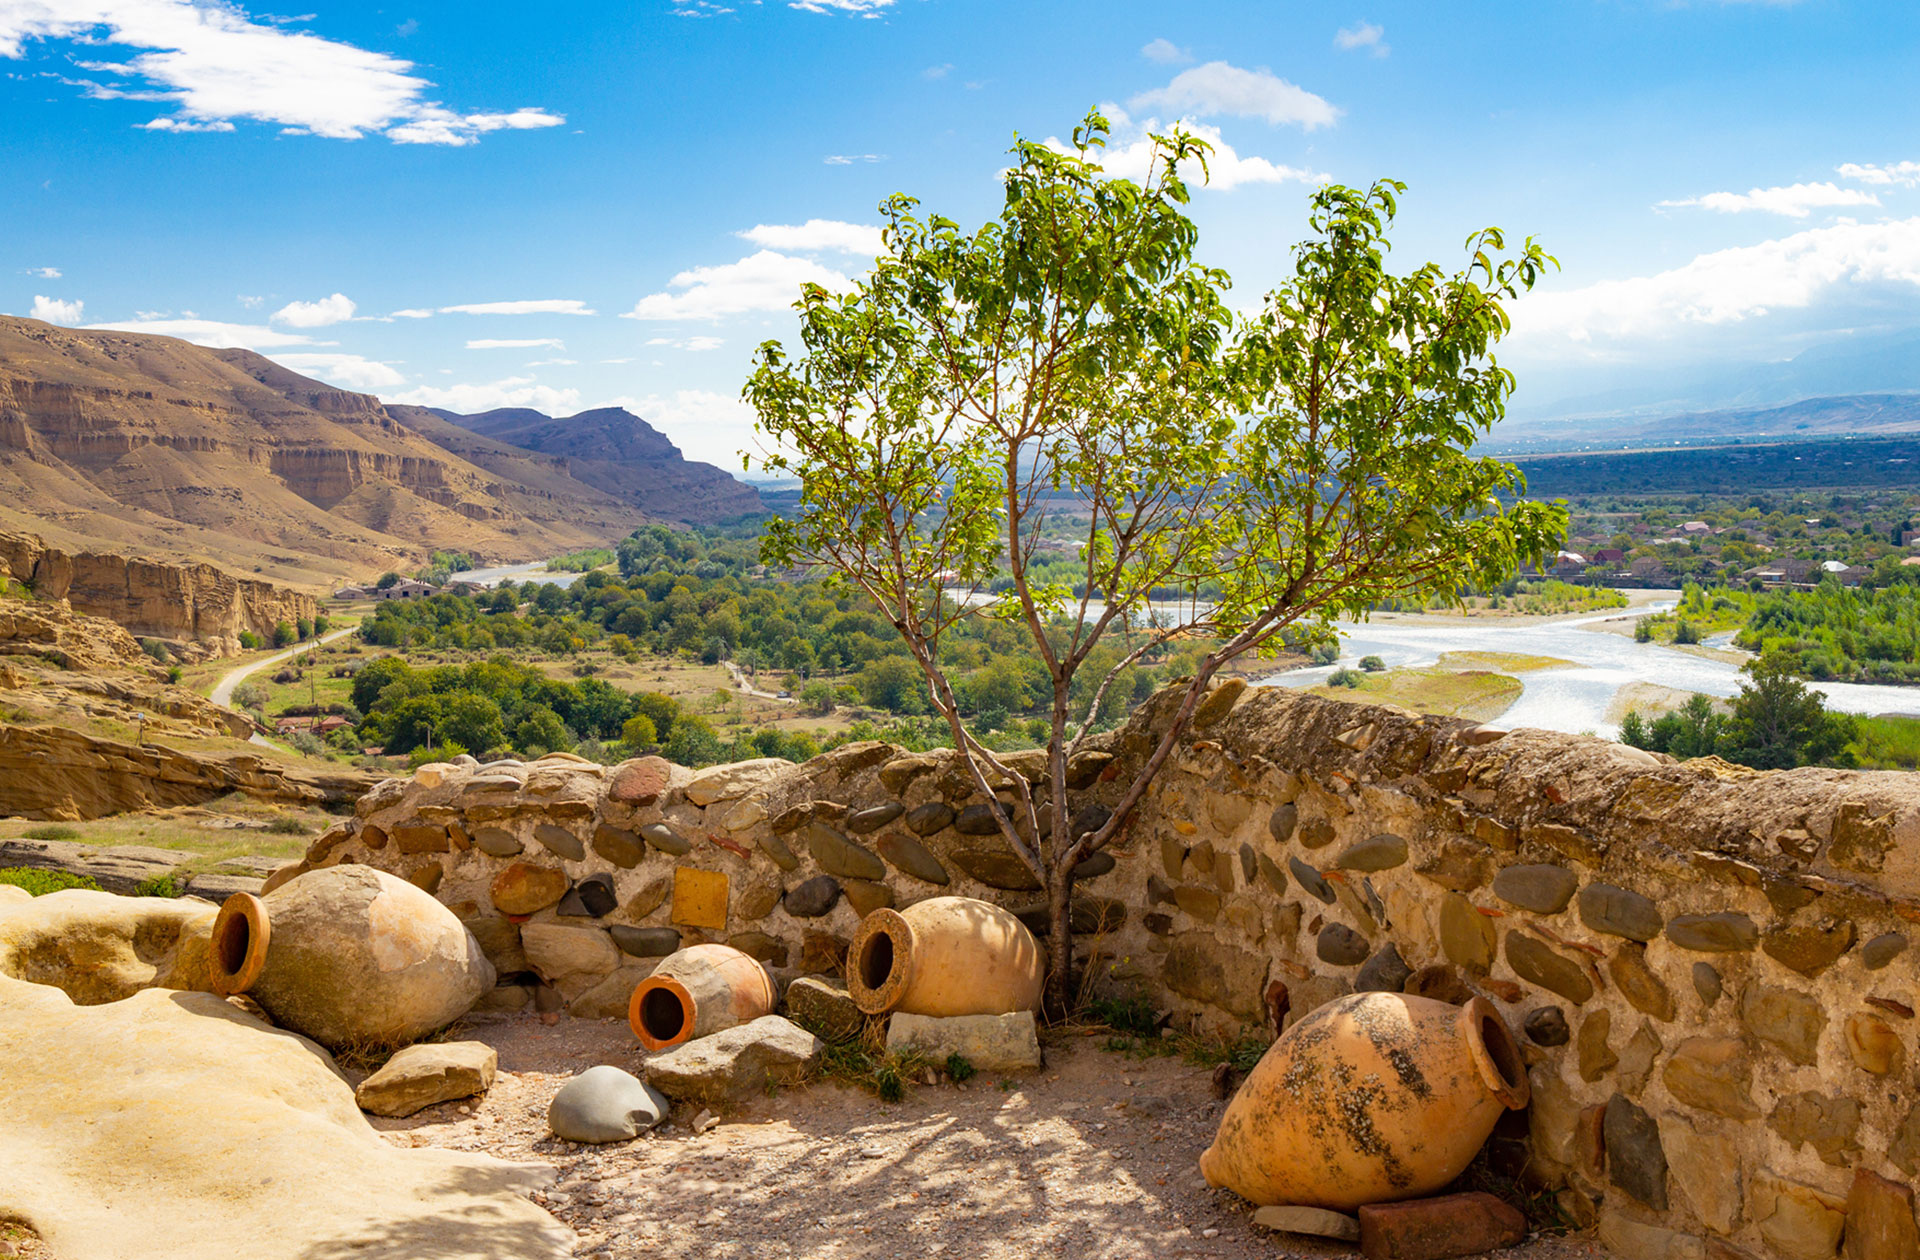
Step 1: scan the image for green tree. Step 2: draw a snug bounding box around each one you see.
[272,621,297,648]
[440,693,506,755]
[1724,653,1854,769]
[375,572,401,591]
[514,706,573,756]
[620,712,659,748]
[800,679,835,715]
[749,114,1562,1008]
[663,713,723,767]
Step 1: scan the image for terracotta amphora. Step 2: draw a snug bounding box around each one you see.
[846,895,1044,1017]
[207,866,494,1051]
[1199,991,1530,1210]
[628,943,777,1050]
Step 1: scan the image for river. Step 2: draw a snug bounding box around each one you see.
[1257,602,1920,738]
[457,560,582,589]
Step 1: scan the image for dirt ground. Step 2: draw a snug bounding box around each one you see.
[362,1012,1617,1260]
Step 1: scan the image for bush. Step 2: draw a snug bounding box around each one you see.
[21,824,79,841]
[1672,618,1702,646]
[230,682,269,711]
[1326,667,1364,689]
[166,665,183,685]
[273,621,298,648]
[408,741,468,770]
[0,867,101,895]
[1309,642,1339,666]
[238,631,262,650]
[140,638,172,663]
[1358,655,1386,672]
[132,874,184,898]
[264,816,313,835]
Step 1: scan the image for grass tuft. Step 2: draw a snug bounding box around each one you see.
[0,866,101,895]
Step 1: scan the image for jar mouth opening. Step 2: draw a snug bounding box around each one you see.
[847,908,912,1014]
[1459,996,1529,1109]
[209,892,270,997]
[628,976,696,1050]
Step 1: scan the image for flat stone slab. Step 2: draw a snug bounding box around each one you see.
[355,1041,497,1118]
[886,1011,1042,1072]
[645,1015,823,1104]
[1253,1205,1360,1241]
[1357,1191,1526,1259]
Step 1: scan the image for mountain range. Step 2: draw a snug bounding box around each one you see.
[0,316,758,589]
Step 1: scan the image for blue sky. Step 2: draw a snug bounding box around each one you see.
[4,0,1918,466]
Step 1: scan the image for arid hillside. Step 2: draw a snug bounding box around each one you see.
[0,317,667,587]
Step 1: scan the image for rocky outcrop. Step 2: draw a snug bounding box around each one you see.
[0,722,375,819]
[0,969,570,1259]
[0,527,314,653]
[0,597,156,673]
[318,684,1920,1256]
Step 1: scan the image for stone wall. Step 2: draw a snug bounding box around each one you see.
[296,681,1920,1260]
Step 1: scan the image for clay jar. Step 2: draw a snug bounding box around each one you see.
[846,895,1044,1017]
[208,866,494,1051]
[628,943,777,1051]
[1200,991,1530,1210]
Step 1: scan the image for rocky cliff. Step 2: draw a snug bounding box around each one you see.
[0,527,314,652]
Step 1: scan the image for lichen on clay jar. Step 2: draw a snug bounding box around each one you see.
[846,895,1044,1018]
[1199,991,1529,1211]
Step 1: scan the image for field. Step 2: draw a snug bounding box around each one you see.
[1310,667,1523,722]
[1433,651,1575,673]
[0,792,333,868]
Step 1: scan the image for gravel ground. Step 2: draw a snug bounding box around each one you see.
[365,1012,1617,1260]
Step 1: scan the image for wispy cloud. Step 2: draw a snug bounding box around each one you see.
[1140,38,1192,66]
[382,376,582,414]
[1334,21,1388,56]
[270,352,405,389]
[1131,61,1339,130]
[1512,216,1920,346]
[439,299,596,316]
[271,292,355,326]
[389,307,433,319]
[28,266,61,279]
[824,153,887,165]
[467,338,564,350]
[921,63,952,80]
[645,336,726,351]
[739,219,883,254]
[787,0,894,15]
[29,295,83,324]
[624,250,853,321]
[1840,161,1920,189]
[81,316,320,349]
[0,0,563,145]
[1658,181,1879,218]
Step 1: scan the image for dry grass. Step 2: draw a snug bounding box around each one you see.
[0,794,328,863]
[1312,667,1523,722]
[1433,650,1576,673]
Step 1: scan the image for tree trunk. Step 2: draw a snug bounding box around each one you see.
[1044,864,1074,1018]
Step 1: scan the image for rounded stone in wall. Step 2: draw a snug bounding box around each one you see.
[904,801,954,836]
[875,832,950,885]
[1490,864,1578,915]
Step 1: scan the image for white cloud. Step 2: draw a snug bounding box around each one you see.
[29,295,83,324]
[1141,38,1192,65]
[81,316,320,348]
[29,266,61,278]
[382,376,582,414]
[268,352,405,389]
[1055,108,1329,193]
[1840,161,1920,189]
[1658,181,1879,218]
[645,336,725,351]
[788,0,893,14]
[439,299,596,316]
[466,338,563,350]
[738,219,884,254]
[526,357,576,366]
[669,0,736,15]
[824,153,886,165]
[1511,216,1920,346]
[0,0,562,145]
[1334,21,1388,56]
[389,307,433,318]
[271,291,355,326]
[921,63,952,80]
[1131,61,1339,130]
[624,250,853,321]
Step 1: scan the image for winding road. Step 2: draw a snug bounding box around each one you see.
[210,626,358,745]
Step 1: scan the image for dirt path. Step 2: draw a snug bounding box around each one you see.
[368,1014,1614,1260]
[208,626,357,708]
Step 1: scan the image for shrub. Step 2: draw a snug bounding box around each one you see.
[140,638,172,663]
[1326,667,1365,689]
[132,874,184,898]
[21,824,79,841]
[944,1053,977,1083]
[166,665,183,685]
[264,817,313,835]
[1672,618,1702,646]
[0,867,101,895]
[230,682,269,711]
[408,741,467,770]
[1309,642,1339,666]
[238,631,262,650]
[273,621,298,648]
[1358,655,1386,672]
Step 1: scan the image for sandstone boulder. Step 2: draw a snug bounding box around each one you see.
[354,1041,497,1117]
[644,1015,824,1103]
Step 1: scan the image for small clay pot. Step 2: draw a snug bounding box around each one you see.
[1199,991,1529,1210]
[628,943,776,1050]
[846,895,1043,1017]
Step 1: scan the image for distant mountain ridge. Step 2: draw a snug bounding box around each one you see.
[0,316,663,587]
[1492,391,1920,453]
[427,404,761,524]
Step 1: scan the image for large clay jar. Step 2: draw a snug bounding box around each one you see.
[846,896,1043,1017]
[1200,991,1529,1210]
[208,866,494,1051]
[628,943,777,1050]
